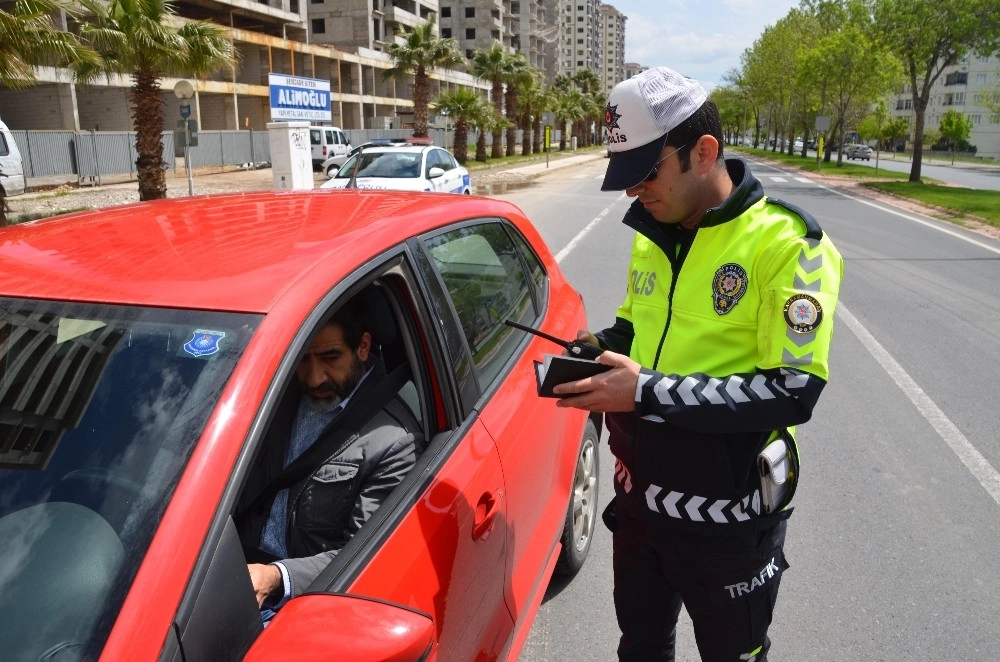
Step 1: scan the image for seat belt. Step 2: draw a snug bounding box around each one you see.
[237,363,412,524]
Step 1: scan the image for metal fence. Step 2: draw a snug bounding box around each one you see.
[9,126,556,188]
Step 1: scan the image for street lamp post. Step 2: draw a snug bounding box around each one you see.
[173,80,196,196]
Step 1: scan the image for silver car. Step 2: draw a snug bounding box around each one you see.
[845,144,872,161]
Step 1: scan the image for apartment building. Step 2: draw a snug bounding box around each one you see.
[599,4,625,93]
[889,53,1000,159]
[0,0,486,132]
[624,62,647,80]
[558,0,602,80]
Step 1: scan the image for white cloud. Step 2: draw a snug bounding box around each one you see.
[612,0,800,84]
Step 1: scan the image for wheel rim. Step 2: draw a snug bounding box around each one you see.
[571,437,598,552]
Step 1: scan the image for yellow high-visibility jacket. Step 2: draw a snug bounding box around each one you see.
[598,158,843,534]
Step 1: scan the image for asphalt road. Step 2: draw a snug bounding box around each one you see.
[500,157,1000,661]
[781,149,1000,190]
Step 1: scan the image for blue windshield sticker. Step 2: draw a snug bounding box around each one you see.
[183,329,226,357]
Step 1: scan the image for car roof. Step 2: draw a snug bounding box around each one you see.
[358,145,439,155]
[0,190,523,314]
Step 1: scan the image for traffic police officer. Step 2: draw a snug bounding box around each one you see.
[554,66,843,661]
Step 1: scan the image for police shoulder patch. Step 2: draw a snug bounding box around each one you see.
[713,263,748,315]
[783,294,823,333]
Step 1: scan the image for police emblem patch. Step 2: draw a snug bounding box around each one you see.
[783,294,823,333]
[713,263,748,315]
[183,329,226,357]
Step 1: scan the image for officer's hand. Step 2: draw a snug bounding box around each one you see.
[553,349,639,413]
[248,563,283,607]
[576,330,601,347]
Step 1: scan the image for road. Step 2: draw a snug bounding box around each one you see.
[499,157,1000,661]
[788,149,1000,190]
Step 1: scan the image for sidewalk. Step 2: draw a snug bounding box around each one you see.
[14,149,606,203]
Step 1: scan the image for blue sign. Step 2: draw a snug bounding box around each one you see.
[268,73,332,122]
[179,103,191,119]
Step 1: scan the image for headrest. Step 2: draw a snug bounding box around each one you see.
[358,282,396,346]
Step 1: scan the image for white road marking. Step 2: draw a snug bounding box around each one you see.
[816,183,1000,255]
[837,303,1000,508]
[554,193,625,263]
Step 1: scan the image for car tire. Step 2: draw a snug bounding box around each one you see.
[555,419,599,576]
[326,164,339,177]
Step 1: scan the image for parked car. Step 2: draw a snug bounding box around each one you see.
[0,190,600,661]
[309,125,352,171]
[322,144,472,194]
[0,119,25,197]
[845,143,872,161]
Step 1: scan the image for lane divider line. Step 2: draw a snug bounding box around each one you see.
[837,303,1000,508]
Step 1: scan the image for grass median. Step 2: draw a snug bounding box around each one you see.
[732,146,1000,230]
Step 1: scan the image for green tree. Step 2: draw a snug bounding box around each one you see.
[882,116,909,156]
[76,0,236,201]
[873,0,1000,181]
[502,53,531,156]
[518,76,547,155]
[471,43,515,159]
[471,107,504,162]
[938,107,973,163]
[552,88,585,151]
[383,17,464,140]
[434,88,486,164]
[572,68,602,147]
[0,0,97,89]
[799,5,901,165]
[1,0,98,225]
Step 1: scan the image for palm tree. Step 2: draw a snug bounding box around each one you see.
[471,43,513,159]
[553,89,585,151]
[0,0,97,89]
[434,88,486,165]
[502,54,530,156]
[383,17,464,139]
[572,69,602,147]
[519,78,546,156]
[472,107,503,163]
[76,0,236,201]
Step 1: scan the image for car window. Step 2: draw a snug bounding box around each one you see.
[427,149,448,173]
[507,226,547,311]
[0,133,8,157]
[423,222,538,390]
[325,129,334,144]
[0,299,260,660]
[439,150,458,171]
[310,129,322,146]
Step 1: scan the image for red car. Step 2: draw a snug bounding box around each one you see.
[0,191,601,661]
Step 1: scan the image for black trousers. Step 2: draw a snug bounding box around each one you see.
[611,502,789,662]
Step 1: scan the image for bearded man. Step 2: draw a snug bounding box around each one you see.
[236,295,422,621]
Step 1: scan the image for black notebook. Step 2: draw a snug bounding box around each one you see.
[533,354,612,398]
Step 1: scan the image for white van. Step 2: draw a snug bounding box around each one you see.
[309,125,351,171]
[0,120,26,197]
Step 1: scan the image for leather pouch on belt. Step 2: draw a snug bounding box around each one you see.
[757,432,798,514]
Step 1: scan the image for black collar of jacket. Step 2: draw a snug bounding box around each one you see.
[621,158,764,237]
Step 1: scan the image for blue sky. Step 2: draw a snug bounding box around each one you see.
[608,0,801,89]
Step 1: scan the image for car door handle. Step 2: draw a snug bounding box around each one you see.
[472,491,501,541]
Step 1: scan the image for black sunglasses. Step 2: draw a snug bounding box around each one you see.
[643,142,693,182]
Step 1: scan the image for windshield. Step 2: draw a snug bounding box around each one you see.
[0,299,260,660]
[335,151,422,179]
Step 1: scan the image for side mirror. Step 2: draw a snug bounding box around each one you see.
[427,167,445,179]
[244,593,435,662]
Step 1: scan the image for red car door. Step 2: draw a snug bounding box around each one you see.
[345,420,512,659]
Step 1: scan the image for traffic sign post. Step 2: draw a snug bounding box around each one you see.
[173,80,196,195]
